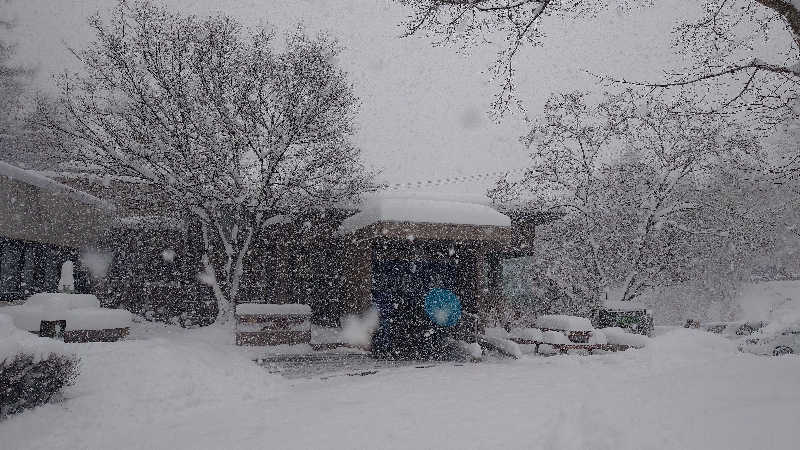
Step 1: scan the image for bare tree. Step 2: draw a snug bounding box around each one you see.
[0,2,38,165]
[622,0,800,128]
[36,1,375,322]
[397,1,800,121]
[492,91,770,303]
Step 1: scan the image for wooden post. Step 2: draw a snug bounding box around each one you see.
[274,231,290,304]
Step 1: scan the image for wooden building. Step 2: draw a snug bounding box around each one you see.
[4,166,540,345]
[0,162,114,301]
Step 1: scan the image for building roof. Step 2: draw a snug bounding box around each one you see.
[338,192,511,234]
[0,161,115,211]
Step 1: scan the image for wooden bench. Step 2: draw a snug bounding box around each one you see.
[513,338,629,354]
[235,303,311,346]
[507,333,630,355]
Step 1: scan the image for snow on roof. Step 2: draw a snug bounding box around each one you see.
[235,303,311,316]
[338,192,511,233]
[0,160,115,211]
[32,169,152,185]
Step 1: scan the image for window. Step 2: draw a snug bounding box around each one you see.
[0,239,23,297]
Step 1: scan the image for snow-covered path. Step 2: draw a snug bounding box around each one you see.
[2,328,799,450]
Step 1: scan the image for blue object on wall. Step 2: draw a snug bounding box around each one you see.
[424,288,462,327]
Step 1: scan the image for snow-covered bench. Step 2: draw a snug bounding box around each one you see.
[486,315,648,356]
[488,326,613,355]
[0,293,131,343]
[235,303,311,346]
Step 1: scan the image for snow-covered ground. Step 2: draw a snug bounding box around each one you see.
[2,321,799,450]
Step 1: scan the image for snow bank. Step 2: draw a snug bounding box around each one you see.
[484,327,511,339]
[535,314,593,331]
[235,303,311,316]
[0,160,114,210]
[588,330,608,345]
[2,294,130,332]
[338,192,511,233]
[3,321,283,439]
[537,343,559,355]
[3,321,800,449]
[25,293,101,310]
[601,327,650,348]
[0,305,47,331]
[541,330,571,345]
[643,328,736,363]
[0,314,70,364]
[481,334,522,358]
[63,308,132,331]
[509,327,544,341]
[446,338,483,359]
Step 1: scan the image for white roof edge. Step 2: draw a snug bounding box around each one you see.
[0,160,116,212]
[32,169,152,185]
[337,195,511,234]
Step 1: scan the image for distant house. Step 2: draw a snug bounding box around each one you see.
[0,161,115,301]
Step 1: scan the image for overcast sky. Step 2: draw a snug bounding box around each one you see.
[4,0,701,193]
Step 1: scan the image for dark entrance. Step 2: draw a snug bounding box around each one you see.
[371,258,462,359]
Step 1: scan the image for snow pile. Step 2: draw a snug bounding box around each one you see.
[1,336,284,440]
[0,306,47,332]
[588,330,608,345]
[484,327,511,339]
[541,330,571,345]
[2,293,131,332]
[480,334,522,358]
[447,338,483,359]
[340,307,378,347]
[338,192,511,233]
[0,314,69,364]
[25,293,101,310]
[535,314,593,331]
[235,303,311,316]
[63,309,132,331]
[537,344,559,355]
[601,327,650,348]
[509,327,544,341]
[642,328,737,366]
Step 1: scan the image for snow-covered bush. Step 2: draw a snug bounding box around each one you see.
[0,315,79,419]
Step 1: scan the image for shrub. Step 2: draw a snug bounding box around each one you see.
[0,352,79,419]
